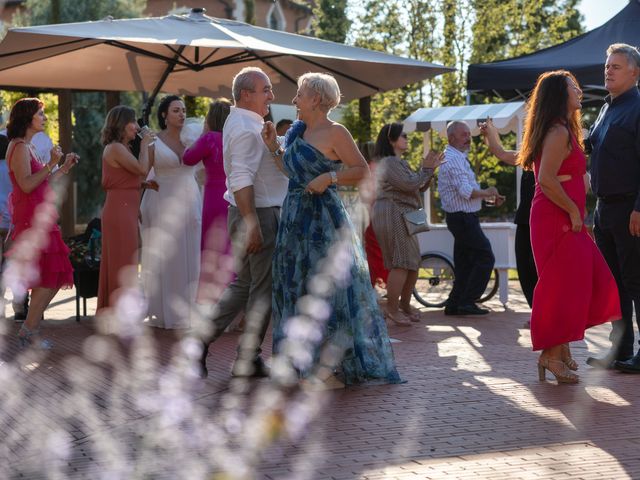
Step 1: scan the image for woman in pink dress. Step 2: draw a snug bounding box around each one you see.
[183,98,232,303]
[520,71,621,383]
[5,98,78,348]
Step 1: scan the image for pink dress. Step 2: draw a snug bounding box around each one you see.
[529,132,621,351]
[6,140,73,291]
[183,131,232,302]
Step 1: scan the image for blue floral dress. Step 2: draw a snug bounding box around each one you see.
[272,121,403,385]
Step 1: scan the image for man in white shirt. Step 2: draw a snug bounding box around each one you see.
[438,121,504,316]
[200,67,289,378]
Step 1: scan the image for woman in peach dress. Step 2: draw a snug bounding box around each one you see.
[97,106,154,313]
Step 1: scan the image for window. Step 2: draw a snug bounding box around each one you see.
[266,2,286,31]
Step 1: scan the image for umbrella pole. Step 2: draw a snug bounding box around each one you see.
[141,46,186,124]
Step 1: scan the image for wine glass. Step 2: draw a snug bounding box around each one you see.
[137,125,155,146]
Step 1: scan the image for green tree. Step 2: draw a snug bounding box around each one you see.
[244,0,256,25]
[467,0,584,217]
[345,0,413,146]
[311,0,350,44]
[10,0,147,221]
[345,0,585,219]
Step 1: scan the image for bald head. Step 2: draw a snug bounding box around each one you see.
[447,121,471,152]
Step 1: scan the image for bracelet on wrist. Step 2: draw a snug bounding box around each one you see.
[329,171,338,185]
[270,145,285,157]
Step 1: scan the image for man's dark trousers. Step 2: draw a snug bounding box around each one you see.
[445,211,495,307]
[594,198,640,358]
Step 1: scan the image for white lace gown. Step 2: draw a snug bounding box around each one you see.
[140,138,202,329]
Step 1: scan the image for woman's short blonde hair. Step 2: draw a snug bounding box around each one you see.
[298,72,341,112]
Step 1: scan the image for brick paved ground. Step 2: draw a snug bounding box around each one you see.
[1,283,638,479]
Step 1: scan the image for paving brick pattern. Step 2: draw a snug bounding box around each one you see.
[1,284,638,479]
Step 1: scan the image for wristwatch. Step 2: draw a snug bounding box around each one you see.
[271,145,285,157]
[329,171,338,185]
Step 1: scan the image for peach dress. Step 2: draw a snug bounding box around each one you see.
[97,158,141,311]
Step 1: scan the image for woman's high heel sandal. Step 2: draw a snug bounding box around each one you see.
[385,310,412,326]
[538,357,579,384]
[400,306,421,323]
[17,324,53,350]
[561,344,578,371]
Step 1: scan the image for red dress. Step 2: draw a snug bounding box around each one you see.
[6,141,73,293]
[364,224,389,287]
[529,132,620,351]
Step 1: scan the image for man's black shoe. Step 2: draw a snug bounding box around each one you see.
[456,304,490,316]
[614,354,640,374]
[232,357,270,378]
[444,305,458,316]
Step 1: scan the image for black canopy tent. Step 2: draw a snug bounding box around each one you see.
[467,0,640,106]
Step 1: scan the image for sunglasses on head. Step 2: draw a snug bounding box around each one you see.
[388,128,407,141]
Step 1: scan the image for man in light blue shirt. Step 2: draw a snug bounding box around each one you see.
[438,121,504,316]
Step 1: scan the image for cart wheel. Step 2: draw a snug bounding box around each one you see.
[478,268,500,303]
[413,253,455,308]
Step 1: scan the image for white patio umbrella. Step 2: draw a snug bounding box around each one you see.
[0,7,452,110]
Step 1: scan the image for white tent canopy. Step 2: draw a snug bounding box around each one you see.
[403,101,526,138]
[403,101,527,215]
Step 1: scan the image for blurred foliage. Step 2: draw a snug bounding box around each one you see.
[0,91,59,142]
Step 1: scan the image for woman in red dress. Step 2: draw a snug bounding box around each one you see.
[520,71,621,383]
[5,98,78,348]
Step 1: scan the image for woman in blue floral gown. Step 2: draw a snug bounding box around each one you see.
[262,73,402,386]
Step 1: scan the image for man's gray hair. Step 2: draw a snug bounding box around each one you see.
[446,120,467,138]
[232,67,266,102]
[607,43,640,70]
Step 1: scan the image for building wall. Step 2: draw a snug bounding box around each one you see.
[0,2,21,27]
[144,0,313,33]
[0,0,313,34]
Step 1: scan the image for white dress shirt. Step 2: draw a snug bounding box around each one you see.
[438,145,482,213]
[222,106,288,208]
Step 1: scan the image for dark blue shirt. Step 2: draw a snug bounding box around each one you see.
[587,87,640,211]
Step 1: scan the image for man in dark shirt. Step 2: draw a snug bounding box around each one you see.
[586,43,640,372]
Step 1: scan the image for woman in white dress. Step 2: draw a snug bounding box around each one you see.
[140,95,202,329]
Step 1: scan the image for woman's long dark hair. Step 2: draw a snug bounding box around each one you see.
[519,70,583,171]
[156,95,183,130]
[373,122,403,159]
[7,98,43,140]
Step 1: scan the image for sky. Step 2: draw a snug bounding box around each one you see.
[580,0,628,30]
